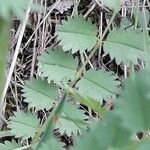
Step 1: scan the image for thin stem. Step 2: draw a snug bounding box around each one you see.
[134,0,140,29]
[71,12,116,87]
[142,3,150,68]
[32,92,67,145]
[129,62,134,79]
[71,0,81,17]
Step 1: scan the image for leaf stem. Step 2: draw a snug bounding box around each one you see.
[71,12,117,86]
[32,11,117,147]
[32,92,67,146]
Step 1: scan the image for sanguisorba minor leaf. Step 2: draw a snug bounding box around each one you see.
[38,49,77,83]
[76,69,120,103]
[22,78,58,110]
[100,0,121,12]
[72,113,131,150]
[56,15,97,53]
[103,29,145,65]
[8,111,39,139]
[115,69,150,133]
[0,140,21,150]
[56,102,88,136]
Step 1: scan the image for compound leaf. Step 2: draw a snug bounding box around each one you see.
[38,49,77,83]
[56,15,97,53]
[22,78,58,110]
[8,111,39,139]
[22,79,87,136]
[103,29,144,65]
[77,69,120,103]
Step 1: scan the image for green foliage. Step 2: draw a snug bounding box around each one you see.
[36,135,63,150]
[76,69,120,102]
[1,1,150,149]
[8,111,39,139]
[56,102,87,136]
[0,0,30,20]
[68,87,106,115]
[104,29,145,65]
[22,78,58,110]
[38,49,77,83]
[72,113,131,150]
[22,78,87,136]
[56,15,97,53]
[115,69,150,133]
[0,0,40,20]
[0,140,21,150]
[100,0,121,12]
[35,96,66,149]
[134,8,150,28]
[138,139,150,150]
[0,19,10,94]
[120,17,133,28]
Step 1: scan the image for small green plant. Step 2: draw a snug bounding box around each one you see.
[0,0,150,150]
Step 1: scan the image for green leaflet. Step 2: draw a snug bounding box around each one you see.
[56,15,97,53]
[67,86,106,115]
[76,69,120,103]
[0,130,14,138]
[8,111,39,139]
[56,102,88,136]
[72,113,131,150]
[22,78,58,110]
[0,140,21,150]
[115,69,150,133]
[23,78,88,136]
[103,29,145,65]
[100,0,121,12]
[120,17,133,28]
[38,49,77,83]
